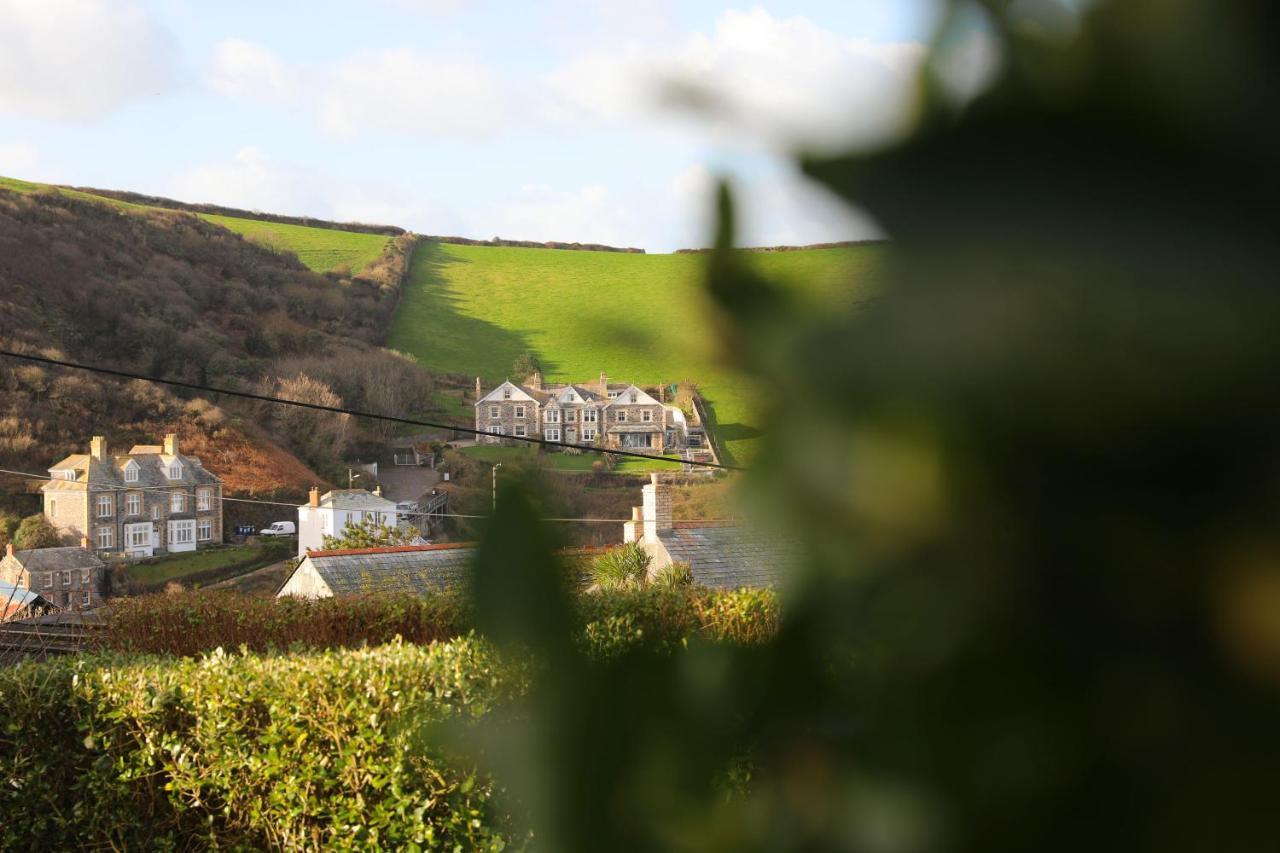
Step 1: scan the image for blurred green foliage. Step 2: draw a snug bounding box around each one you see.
[462,1,1280,850]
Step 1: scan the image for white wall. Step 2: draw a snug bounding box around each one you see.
[277,558,332,599]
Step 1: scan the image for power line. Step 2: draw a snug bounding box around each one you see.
[0,349,742,471]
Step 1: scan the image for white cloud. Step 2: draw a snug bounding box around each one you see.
[208,39,295,102]
[472,183,645,248]
[0,0,177,121]
[0,141,66,183]
[545,7,926,152]
[318,49,510,138]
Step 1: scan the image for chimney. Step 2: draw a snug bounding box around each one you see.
[475,376,482,398]
[641,473,672,542]
[529,370,543,391]
[163,433,178,456]
[599,371,608,395]
[79,536,89,550]
[5,542,13,558]
[89,435,107,461]
[373,485,383,497]
[623,505,642,544]
[309,487,320,508]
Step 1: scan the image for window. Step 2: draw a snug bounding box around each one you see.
[608,390,620,399]
[565,410,576,423]
[583,427,597,441]
[198,520,212,541]
[630,392,638,403]
[97,525,114,549]
[168,463,182,480]
[489,406,500,419]
[545,428,561,442]
[150,505,160,520]
[545,408,560,423]
[502,388,512,400]
[583,409,598,423]
[49,499,56,517]
[171,491,186,513]
[96,495,112,518]
[197,489,211,511]
[514,405,525,418]
[168,520,196,546]
[62,570,71,586]
[125,493,141,516]
[487,425,502,435]
[82,568,92,584]
[81,591,90,606]
[126,523,151,550]
[514,424,527,437]
[42,573,52,589]
[616,410,628,422]
[124,465,138,483]
[54,469,75,481]
[642,410,653,422]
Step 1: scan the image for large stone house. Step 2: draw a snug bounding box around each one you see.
[41,434,224,558]
[474,372,703,455]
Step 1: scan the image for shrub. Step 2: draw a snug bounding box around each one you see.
[589,542,651,590]
[13,513,59,549]
[0,638,523,850]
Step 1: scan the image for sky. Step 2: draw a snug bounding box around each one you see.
[0,0,997,252]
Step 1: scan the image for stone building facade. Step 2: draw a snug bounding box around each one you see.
[0,542,107,609]
[474,372,697,454]
[41,434,224,558]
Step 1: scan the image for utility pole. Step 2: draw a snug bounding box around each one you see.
[492,463,503,512]
[348,468,361,489]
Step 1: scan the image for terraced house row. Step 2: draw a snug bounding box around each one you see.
[474,372,707,455]
[41,434,224,558]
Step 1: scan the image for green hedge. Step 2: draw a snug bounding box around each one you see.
[99,587,779,657]
[1,637,523,851]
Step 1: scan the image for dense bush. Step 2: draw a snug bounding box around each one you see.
[98,587,778,657]
[0,638,522,850]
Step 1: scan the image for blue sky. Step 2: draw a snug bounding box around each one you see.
[0,0,992,252]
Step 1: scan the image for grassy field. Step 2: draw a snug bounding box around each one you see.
[388,242,881,463]
[0,175,388,275]
[127,544,261,585]
[459,444,684,473]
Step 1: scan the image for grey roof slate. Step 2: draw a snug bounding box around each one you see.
[656,525,794,590]
[9,547,105,572]
[307,546,475,595]
[44,449,221,493]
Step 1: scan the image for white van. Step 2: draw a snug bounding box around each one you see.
[259,521,297,537]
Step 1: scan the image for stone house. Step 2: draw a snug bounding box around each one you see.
[41,434,224,558]
[0,541,107,610]
[277,543,475,599]
[474,372,700,455]
[622,474,793,589]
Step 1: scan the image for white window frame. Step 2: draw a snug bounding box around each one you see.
[197,489,211,511]
[197,519,212,541]
[81,568,92,584]
[545,408,560,423]
[125,492,141,516]
[583,409,598,423]
[514,405,525,419]
[167,463,182,480]
[42,573,53,589]
[96,527,113,549]
[630,392,638,403]
[96,494,113,518]
[582,427,597,442]
[565,410,576,423]
[150,505,160,520]
[125,522,152,551]
[171,491,185,513]
[502,388,512,400]
[168,519,196,547]
[514,424,527,437]
[487,425,501,435]
[608,390,620,399]
[489,405,500,419]
[124,465,138,483]
[81,591,91,606]
[642,410,653,422]
[545,428,561,442]
[62,570,71,586]
[616,410,628,423]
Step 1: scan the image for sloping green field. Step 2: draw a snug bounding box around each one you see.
[388,241,881,464]
[0,176,388,274]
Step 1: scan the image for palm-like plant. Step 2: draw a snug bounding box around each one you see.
[589,543,651,591]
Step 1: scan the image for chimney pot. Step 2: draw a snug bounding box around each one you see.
[79,536,89,550]
[309,487,320,507]
[163,433,178,456]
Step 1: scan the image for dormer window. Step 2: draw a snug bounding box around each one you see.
[124,463,139,483]
[608,391,620,399]
[167,463,182,480]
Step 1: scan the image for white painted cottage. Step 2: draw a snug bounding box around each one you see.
[296,487,399,558]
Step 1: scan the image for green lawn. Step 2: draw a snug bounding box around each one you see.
[0,175,389,275]
[459,445,684,473]
[127,544,261,585]
[388,242,881,464]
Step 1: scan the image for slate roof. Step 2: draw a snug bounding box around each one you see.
[655,523,795,590]
[0,582,51,613]
[44,449,220,492]
[316,489,398,511]
[302,544,475,595]
[8,547,104,572]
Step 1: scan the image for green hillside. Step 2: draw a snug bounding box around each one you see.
[388,241,881,464]
[0,176,388,274]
